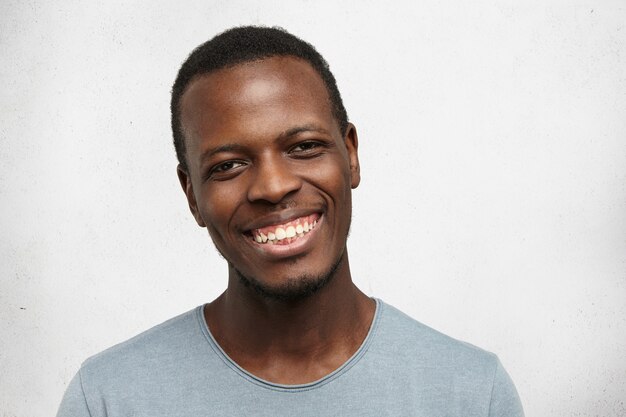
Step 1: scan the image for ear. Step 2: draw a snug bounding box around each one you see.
[177,164,206,227]
[344,123,361,189]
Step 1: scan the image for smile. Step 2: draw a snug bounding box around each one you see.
[251,213,320,245]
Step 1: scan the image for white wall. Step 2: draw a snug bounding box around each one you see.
[1,1,625,416]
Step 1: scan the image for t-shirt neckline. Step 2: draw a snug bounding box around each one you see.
[195,298,383,392]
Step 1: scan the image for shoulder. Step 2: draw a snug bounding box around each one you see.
[373,300,500,380]
[58,306,217,417]
[367,300,524,415]
[78,306,205,385]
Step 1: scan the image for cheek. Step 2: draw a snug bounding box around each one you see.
[307,161,353,216]
[198,187,241,239]
[315,160,352,196]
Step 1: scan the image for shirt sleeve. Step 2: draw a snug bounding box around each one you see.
[489,359,525,417]
[56,370,93,417]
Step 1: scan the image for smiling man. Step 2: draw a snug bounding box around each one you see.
[57,26,524,416]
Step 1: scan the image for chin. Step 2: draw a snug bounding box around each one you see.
[234,251,344,302]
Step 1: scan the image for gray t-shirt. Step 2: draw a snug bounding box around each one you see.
[57,299,524,416]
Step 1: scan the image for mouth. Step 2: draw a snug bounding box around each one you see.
[244,213,322,257]
[249,213,320,245]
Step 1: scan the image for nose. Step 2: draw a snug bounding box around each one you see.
[246,155,302,204]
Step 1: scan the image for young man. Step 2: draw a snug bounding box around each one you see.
[57,26,524,416]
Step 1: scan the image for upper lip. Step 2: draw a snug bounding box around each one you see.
[241,208,322,232]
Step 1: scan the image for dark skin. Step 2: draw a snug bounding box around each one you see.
[177,56,375,384]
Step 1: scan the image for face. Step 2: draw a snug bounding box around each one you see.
[178,56,360,300]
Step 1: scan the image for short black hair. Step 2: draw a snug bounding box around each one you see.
[170,26,349,171]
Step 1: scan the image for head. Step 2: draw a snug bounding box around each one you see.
[173,27,360,301]
[171,26,348,172]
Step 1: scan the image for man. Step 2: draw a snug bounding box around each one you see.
[57,26,524,416]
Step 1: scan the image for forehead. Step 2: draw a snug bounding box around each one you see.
[179,56,338,159]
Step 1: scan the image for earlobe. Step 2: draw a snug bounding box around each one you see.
[177,164,207,227]
[344,123,361,189]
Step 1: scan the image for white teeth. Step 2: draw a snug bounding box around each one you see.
[275,227,286,240]
[253,217,319,244]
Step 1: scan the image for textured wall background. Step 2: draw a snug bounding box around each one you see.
[1,1,625,416]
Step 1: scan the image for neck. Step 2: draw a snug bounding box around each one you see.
[204,255,375,384]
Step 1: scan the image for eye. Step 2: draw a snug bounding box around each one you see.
[207,160,246,180]
[213,161,243,172]
[289,141,325,156]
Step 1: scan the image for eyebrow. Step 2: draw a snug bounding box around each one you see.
[277,124,331,139]
[199,124,331,161]
[200,143,246,161]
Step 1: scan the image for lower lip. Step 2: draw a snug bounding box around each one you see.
[247,216,323,259]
